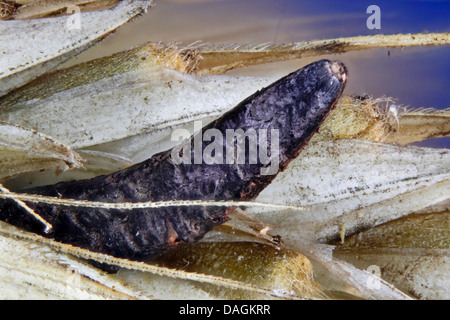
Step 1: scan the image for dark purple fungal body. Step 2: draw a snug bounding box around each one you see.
[0,60,347,263]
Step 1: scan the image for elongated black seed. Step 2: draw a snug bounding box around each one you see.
[0,60,347,262]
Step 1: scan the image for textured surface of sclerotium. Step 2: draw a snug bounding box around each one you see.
[0,60,347,263]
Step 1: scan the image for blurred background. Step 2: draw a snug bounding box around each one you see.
[69,0,450,148]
